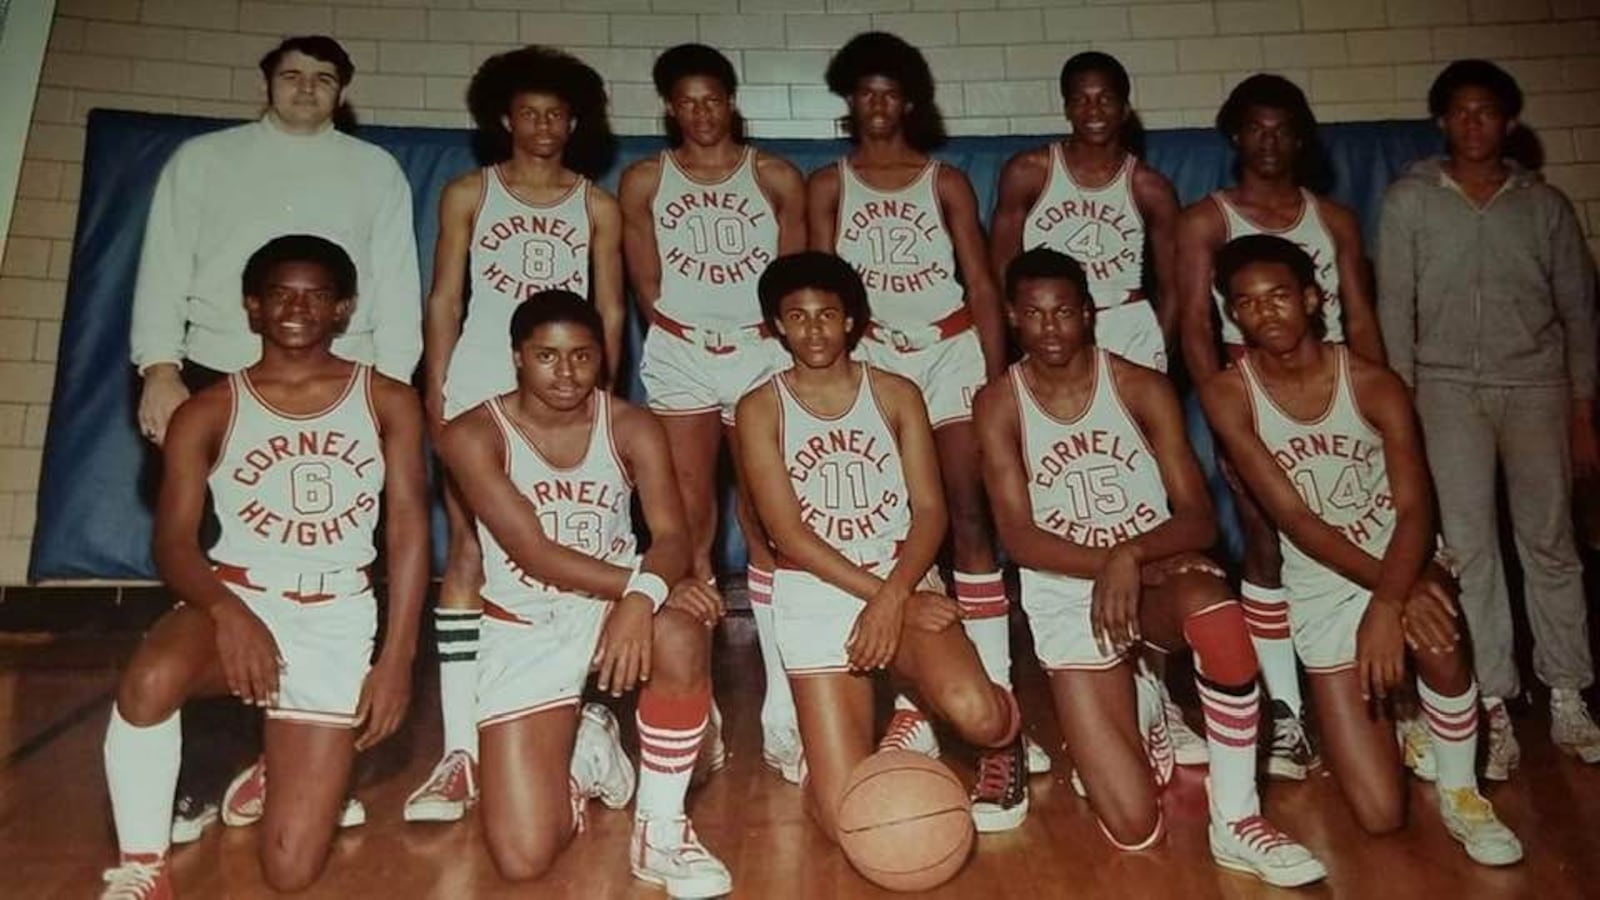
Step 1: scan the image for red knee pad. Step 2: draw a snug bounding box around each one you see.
[1183,601,1260,687]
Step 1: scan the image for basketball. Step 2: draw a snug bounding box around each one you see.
[836,750,975,891]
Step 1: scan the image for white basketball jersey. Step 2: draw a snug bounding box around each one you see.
[1239,347,1393,596]
[1023,149,1146,310]
[479,392,638,613]
[653,148,778,330]
[1011,351,1169,549]
[1211,189,1342,345]
[208,366,384,572]
[834,161,964,332]
[774,365,912,565]
[460,168,592,355]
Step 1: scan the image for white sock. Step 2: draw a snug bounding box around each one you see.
[635,689,709,820]
[105,704,181,858]
[894,694,920,713]
[748,567,796,740]
[1197,680,1262,823]
[1240,581,1302,716]
[955,570,1011,689]
[436,608,481,760]
[1419,679,1480,791]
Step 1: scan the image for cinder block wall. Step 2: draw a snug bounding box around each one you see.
[2,0,1596,583]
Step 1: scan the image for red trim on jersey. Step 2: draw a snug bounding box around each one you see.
[239,364,362,422]
[209,376,241,478]
[482,597,533,625]
[862,305,973,351]
[1102,351,1160,464]
[491,164,586,212]
[602,394,635,488]
[361,366,381,438]
[649,307,772,350]
[662,145,753,189]
[498,392,601,475]
[1021,142,1062,236]
[1213,188,1311,239]
[213,563,265,591]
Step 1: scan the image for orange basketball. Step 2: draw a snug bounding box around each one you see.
[836,750,975,892]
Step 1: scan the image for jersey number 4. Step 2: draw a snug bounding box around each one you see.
[1064,222,1105,259]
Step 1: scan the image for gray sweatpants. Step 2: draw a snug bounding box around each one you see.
[1417,379,1592,698]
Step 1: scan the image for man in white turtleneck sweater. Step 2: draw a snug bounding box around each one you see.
[132,35,421,445]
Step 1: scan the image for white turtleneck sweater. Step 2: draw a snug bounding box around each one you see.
[130,115,422,381]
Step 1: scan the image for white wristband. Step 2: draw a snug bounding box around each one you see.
[625,570,669,613]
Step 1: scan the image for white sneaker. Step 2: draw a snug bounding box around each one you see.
[631,815,733,899]
[404,749,478,823]
[1136,670,1175,786]
[1550,688,1600,763]
[1069,767,1087,798]
[1209,814,1327,887]
[1482,699,1520,782]
[691,700,729,788]
[1397,713,1437,782]
[575,703,636,810]
[99,857,171,900]
[878,707,941,758]
[970,737,1028,833]
[1163,692,1209,766]
[169,795,218,844]
[762,727,804,785]
[1438,786,1523,866]
[338,796,367,828]
[1023,735,1053,774]
[221,758,366,829]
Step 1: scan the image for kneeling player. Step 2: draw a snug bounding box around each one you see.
[1201,235,1522,865]
[735,252,1022,841]
[101,236,429,898]
[975,248,1323,886]
[439,292,731,897]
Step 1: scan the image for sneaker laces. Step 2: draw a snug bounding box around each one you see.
[1230,815,1293,853]
[1272,711,1309,753]
[881,710,926,751]
[432,752,469,796]
[973,749,1016,802]
[1443,787,1494,824]
[101,861,163,898]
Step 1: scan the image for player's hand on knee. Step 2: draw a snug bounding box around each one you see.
[209,599,282,706]
[847,584,907,670]
[353,657,412,751]
[1091,547,1143,654]
[138,367,190,446]
[595,594,654,696]
[906,591,960,633]
[1401,570,1460,657]
[1355,601,1406,702]
[665,579,723,627]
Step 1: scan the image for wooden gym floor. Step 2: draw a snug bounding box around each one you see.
[1,606,1597,899]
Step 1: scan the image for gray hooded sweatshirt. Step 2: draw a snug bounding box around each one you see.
[1376,156,1596,399]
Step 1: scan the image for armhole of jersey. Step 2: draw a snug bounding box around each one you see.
[485,398,513,478]
[473,169,490,227]
[1234,357,1262,437]
[747,147,780,223]
[208,375,240,478]
[1021,147,1057,235]
[1122,156,1148,233]
[927,161,953,240]
[770,378,787,472]
[1338,348,1383,437]
[1007,367,1036,486]
[862,365,898,444]
[1103,353,1158,463]
[647,153,668,221]
[831,161,847,251]
[602,394,634,488]
[362,366,381,439]
[1210,193,1233,241]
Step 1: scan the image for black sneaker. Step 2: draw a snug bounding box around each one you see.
[170,793,219,844]
[1264,700,1317,780]
[971,737,1028,832]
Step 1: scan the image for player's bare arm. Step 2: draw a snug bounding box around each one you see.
[421,172,483,433]
[357,375,430,750]
[938,166,1006,378]
[805,165,842,251]
[735,382,886,602]
[438,407,632,600]
[1116,359,1219,559]
[1177,201,1227,381]
[1322,199,1385,365]
[1200,371,1383,587]
[974,378,1108,578]
[757,151,809,254]
[154,388,280,707]
[1132,165,1183,349]
[588,186,627,382]
[619,157,665,319]
[987,148,1050,285]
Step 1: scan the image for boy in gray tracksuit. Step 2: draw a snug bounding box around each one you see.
[1377,59,1600,780]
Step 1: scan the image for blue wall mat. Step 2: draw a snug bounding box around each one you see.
[30,109,1439,581]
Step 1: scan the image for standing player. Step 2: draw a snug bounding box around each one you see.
[619,44,808,782]
[1378,60,1600,778]
[1176,74,1383,779]
[809,32,1033,819]
[1202,235,1523,866]
[439,292,731,897]
[100,236,429,898]
[735,252,1024,841]
[412,46,624,822]
[976,248,1322,885]
[989,50,1204,768]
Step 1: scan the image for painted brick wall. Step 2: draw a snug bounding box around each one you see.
[1,0,1597,583]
